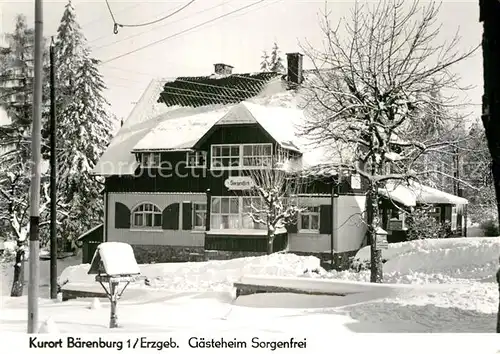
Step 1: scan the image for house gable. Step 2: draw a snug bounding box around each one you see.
[193,103,279,152]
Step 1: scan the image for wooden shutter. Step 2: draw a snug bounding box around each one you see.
[319,204,332,234]
[162,203,180,230]
[182,202,193,230]
[115,202,131,229]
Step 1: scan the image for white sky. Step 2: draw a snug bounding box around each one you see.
[1,0,483,124]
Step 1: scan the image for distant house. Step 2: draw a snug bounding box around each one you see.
[379,182,468,242]
[91,53,467,265]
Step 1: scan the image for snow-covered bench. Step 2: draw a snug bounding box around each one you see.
[233,275,437,298]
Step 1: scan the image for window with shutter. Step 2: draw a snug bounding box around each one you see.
[298,206,320,232]
[131,203,162,229]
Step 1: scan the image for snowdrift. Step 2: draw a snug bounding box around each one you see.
[352,237,500,280]
[60,253,320,292]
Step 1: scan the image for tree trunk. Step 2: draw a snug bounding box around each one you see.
[480,0,500,333]
[10,244,25,297]
[267,229,275,255]
[367,182,383,283]
[497,266,500,333]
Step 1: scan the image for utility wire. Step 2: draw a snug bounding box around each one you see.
[93,1,232,50]
[83,2,141,29]
[101,0,266,64]
[105,0,197,34]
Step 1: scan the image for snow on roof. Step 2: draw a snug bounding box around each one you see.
[132,106,231,151]
[379,182,468,207]
[77,223,103,241]
[95,73,356,175]
[88,242,140,276]
[93,104,231,175]
[122,79,174,129]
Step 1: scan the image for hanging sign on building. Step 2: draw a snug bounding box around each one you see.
[224,176,254,190]
[351,174,361,189]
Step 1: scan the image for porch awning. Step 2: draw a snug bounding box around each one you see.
[379,182,468,207]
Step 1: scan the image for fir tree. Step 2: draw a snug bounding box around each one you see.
[55,0,87,97]
[269,42,285,73]
[260,50,270,71]
[54,8,114,247]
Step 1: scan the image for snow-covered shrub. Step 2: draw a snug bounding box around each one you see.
[479,219,499,237]
[406,208,451,240]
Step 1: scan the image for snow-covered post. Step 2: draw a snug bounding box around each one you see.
[109,280,118,329]
[88,242,142,329]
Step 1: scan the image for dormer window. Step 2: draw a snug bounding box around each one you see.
[211,143,273,170]
[186,151,207,168]
[141,152,161,168]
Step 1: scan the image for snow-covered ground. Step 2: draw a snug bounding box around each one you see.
[0,238,499,334]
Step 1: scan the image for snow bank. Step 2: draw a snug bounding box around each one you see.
[60,253,321,292]
[352,237,500,280]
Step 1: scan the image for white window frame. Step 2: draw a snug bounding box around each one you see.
[131,202,162,229]
[211,143,273,170]
[298,206,320,233]
[186,151,207,168]
[192,202,207,230]
[141,152,161,168]
[430,206,441,223]
[210,196,266,230]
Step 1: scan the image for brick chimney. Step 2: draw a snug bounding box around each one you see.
[214,63,234,75]
[286,53,304,85]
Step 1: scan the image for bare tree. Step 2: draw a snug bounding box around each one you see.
[0,160,51,296]
[244,147,305,254]
[300,0,476,282]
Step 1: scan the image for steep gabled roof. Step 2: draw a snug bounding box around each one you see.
[158,72,281,107]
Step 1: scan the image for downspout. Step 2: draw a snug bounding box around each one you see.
[104,189,108,242]
[330,176,340,265]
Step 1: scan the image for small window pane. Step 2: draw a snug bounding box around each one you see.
[230,198,239,214]
[134,214,143,226]
[310,215,319,230]
[221,198,230,213]
[153,214,162,227]
[212,198,221,213]
[243,145,252,156]
[231,146,239,156]
[301,215,309,229]
[230,157,240,167]
[221,146,230,156]
[263,145,272,155]
[145,214,153,226]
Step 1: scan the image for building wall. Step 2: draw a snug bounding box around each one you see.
[336,195,367,252]
[107,192,206,247]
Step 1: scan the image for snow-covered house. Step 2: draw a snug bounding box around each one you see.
[90,54,370,264]
[378,182,468,242]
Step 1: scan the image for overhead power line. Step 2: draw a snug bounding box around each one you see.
[92,1,232,50]
[101,0,266,64]
[105,0,197,34]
